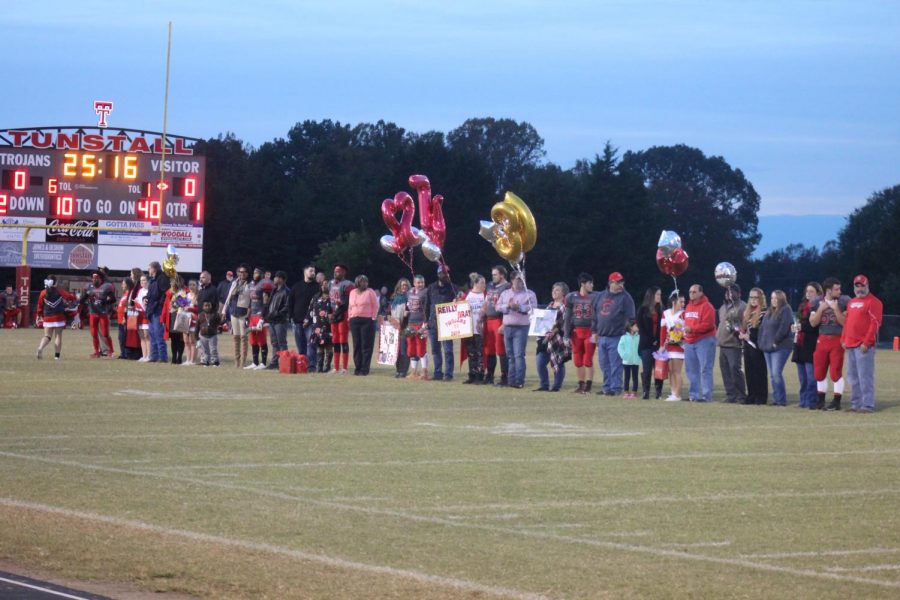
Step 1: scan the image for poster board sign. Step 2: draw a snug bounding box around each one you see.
[377,320,400,366]
[528,308,557,337]
[436,301,473,341]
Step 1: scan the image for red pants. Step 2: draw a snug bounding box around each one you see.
[814,334,844,381]
[406,323,427,358]
[89,314,113,354]
[249,315,268,346]
[331,319,349,345]
[571,326,596,368]
[483,317,506,356]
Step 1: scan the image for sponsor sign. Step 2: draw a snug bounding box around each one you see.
[529,308,558,337]
[0,216,46,242]
[0,241,98,269]
[436,301,473,341]
[98,219,153,246]
[45,218,98,243]
[151,224,203,248]
[377,320,400,366]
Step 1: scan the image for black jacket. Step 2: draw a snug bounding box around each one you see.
[265,285,290,323]
[196,283,219,313]
[289,280,319,323]
[423,280,459,325]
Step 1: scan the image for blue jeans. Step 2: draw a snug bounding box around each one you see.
[427,324,454,379]
[293,322,316,365]
[503,325,529,386]
[147,310,167,361]
[796,362,816,407]
[536,350,565,390]
[684,336,716,401]
[598,336,623,393]
[764,348,792,405]
[846,346,877,411]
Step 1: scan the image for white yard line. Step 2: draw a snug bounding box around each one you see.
[827,564,900,573]
[3,451,900,591]
[741,548,900,559]
[123,447,900,473]
[423,488,900,512]
[0,498,551,600]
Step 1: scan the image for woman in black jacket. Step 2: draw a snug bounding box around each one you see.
[636,287,663,399]
[739,288,768,405]
[792,282,822,408]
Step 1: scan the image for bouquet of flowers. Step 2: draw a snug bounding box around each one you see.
[666,321,684,345]
[174,295,191,309]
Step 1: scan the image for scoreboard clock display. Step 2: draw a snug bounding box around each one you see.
[0,128,205,272]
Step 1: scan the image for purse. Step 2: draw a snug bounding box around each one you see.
[126,309,139,331]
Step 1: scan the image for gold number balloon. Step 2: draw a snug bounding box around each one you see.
[489,192,537,262]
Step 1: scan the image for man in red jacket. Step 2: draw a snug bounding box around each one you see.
[841,275,883,413]
[683,284,717,402]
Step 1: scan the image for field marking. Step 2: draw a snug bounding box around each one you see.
[0,429,423,441]
[4,451,900,591]
[419,422,645,438]
[741,547,900,559]
[131,447,900,472]
[0,498,551,600]
[0,575,94,600]
[827,564,900,573]
[421,488,900,512]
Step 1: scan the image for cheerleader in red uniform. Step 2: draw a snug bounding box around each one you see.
[35,275,75,360]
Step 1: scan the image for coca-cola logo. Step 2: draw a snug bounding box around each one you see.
[45,219,98,243]
[47,219,98,238]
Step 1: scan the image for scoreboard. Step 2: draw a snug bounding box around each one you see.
[0,127,205,272]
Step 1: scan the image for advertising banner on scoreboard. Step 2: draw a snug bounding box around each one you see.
[151,224,204,249]
[0,216,46,242]
[0,241,98,269]
[98,220,153,246]
[45,218,99,244]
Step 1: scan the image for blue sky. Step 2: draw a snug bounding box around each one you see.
[3,1,898,216]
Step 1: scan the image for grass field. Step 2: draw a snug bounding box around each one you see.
[1,328,899,599]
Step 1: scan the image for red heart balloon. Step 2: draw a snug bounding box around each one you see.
[381,192,416,250]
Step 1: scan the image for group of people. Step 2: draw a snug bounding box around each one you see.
[658,276,884,413]
[25,261,885,411]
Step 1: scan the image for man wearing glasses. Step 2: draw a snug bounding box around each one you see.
[591,272,635,396]
[841,275,883,413]
[682,284,717,402]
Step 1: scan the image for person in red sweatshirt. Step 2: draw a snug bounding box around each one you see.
[841,275,883,413]
[682,284,717,402]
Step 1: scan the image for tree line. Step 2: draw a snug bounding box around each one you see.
[196,117,899,312]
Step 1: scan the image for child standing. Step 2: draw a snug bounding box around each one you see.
[618,320,641,398]
[309,282,333,373]
[405,274,428,380]
[197,301,221,366]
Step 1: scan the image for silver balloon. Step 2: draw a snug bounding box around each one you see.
[657,230,682,257]
[478,220,499,243]
[410,227,427,247]
[714,262,738,288]
[380,234,399,254]
[421,239,443,263]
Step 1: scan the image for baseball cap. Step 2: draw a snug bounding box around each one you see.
[853,274,869,286]
[226,270,234,277]
[608,271,624,282]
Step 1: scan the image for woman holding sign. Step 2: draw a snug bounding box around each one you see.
[534,282,569,392]
[497,274,538,389]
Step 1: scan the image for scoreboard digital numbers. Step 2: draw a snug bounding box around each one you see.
[0,127,205,272]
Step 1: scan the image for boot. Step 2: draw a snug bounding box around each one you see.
[573,381,585,394]
[499,355,509,384]
[641,373,650,399]
[825,394,842,411]
[482,374,494,385]
[815,392,826,410]
[241,338,249,369]
[233,337,242,368]
[655,379,663,399]
[584,380,593,394]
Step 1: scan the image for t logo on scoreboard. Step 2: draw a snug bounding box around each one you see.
[93,100,114,128]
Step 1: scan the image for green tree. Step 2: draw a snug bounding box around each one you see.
[620,144,761,293]
[447,118,545,194]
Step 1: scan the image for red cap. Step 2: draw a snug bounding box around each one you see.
[226,270,234,277]
[853,274,869,286]
[608,271,624,282]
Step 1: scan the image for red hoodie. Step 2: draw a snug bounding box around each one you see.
[841,293,882,349]
[683,294,716,344]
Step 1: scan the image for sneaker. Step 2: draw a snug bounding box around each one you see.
[664,395,681,402]
[255,364,267,370]
[89,352,101,359]
[244,363,258,370]
[339,368,348,374]
[181,361,194,366]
